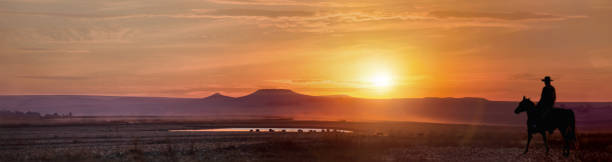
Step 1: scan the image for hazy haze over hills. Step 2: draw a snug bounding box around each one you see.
[0,89,610,129]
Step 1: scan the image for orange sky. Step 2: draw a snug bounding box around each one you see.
[1,0,611,101]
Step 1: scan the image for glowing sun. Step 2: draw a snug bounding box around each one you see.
[369,72,393,88]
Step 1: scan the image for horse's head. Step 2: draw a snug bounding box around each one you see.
[515,96,535,114]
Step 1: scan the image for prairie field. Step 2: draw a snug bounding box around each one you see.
[1,118,611,162]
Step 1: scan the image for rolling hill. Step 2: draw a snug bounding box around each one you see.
[0,89,610,129]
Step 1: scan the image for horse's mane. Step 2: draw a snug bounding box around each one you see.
[523,99,536,107]
[522,99,540,113]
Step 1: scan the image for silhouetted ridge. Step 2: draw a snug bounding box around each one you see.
[243,89,306,97]
[203,93,234,100]
[236,89,313,106]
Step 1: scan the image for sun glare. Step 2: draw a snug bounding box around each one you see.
[369,72,393,88]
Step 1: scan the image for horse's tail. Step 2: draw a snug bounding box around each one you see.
[569,110,576,140]
[568,110,579,148]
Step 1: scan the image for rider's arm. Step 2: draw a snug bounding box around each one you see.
[552,87,556,103]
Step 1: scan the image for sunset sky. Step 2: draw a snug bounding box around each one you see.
[1,0,611,101]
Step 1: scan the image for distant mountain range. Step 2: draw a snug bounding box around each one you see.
[1,89,611,128]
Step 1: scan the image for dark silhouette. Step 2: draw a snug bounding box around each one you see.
[538,76,556,118]
[0,110,41,119]
[0,110,74,119]
[515,96,576,156]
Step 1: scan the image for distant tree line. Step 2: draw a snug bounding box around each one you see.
[0,110,73,119]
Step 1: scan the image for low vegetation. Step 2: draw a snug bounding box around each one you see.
[0,120,610,161]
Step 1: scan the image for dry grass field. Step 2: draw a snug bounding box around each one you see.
[1,118,611,161]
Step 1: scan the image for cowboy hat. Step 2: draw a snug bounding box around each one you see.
[541,76,553,82]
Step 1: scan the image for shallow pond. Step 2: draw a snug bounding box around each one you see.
[169,128,352,133]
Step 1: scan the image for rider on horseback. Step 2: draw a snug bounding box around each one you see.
[538,76,556,119]
[515,76,575,156]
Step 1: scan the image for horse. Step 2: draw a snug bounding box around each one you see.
[514,96,576,156]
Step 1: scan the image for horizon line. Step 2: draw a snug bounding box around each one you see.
[1,91,611,103]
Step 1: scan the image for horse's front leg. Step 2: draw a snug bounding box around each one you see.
[563,139,570,157]
[541,132,549,154]
[524,133,532,154]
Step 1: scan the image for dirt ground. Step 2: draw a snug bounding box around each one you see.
[0,119,610,161]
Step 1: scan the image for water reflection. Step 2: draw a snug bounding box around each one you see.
[170,128,352,133]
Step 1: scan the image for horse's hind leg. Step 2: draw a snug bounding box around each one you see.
[563,129,571,157]
[541,132,549,154]
[559,127,570,157]
[563,139,570,157]
[524,133,532,154]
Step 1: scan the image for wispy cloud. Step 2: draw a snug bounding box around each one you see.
[205,0,372,7]
[17,48,90,54]
[0,7,585,35]
[17,75,90,80]
[193,8,315,17]
[428,11,571,21]
[1,0,609,100]
[0,10,114,19]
